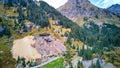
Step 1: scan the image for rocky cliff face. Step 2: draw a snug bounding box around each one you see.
[33,34,67,57]
[107,4,120,17]
[12,34,66,61]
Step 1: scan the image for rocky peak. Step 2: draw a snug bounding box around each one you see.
[57,0,120,26]
[108,4,120,10]
[66,0,91,7]
[68,0,89,3]
[107,4,120,16]
[58,0,99,18]
[112,4,120,7]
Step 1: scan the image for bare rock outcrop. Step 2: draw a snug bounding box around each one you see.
[33,34,67,57]
[12,36,41,61]
[12,34,66,61]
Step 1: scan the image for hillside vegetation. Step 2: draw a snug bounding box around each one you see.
[40,58,65,68]
[0,0,120,68]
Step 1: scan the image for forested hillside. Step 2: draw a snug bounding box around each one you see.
[0,0,120,68]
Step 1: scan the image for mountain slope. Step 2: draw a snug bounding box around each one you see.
[107,4,120,17]
[57,0,120,47]
[2,1,101,68]
[58,1,120,67]
[0,1,84,67]
[0,0,120,68]
[58,0,120,26]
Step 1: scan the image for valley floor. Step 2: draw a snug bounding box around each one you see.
[31,57,60,68]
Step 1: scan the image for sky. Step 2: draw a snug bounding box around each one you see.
[40,0,68,8]
[41,0,120,8]
[90,0,120,8]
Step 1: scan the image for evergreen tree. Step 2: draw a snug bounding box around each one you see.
[4,27,11,37]
[28,0,33,3]
[17,56,21,63]
[7,0,13,6]
[21,58,26,67]
[72,45,76,49]
[91,60,96,68]
[78,46,93,60]
[96,59,101,68]
[69,61,73,68]
[77,61,84,68]
[77,61,81,68]
[80,62,84,68]
[20,0,27,7]
[78,48,81,56]
[111,55,114,63]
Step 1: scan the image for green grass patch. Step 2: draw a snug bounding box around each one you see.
[40,58,65,68]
